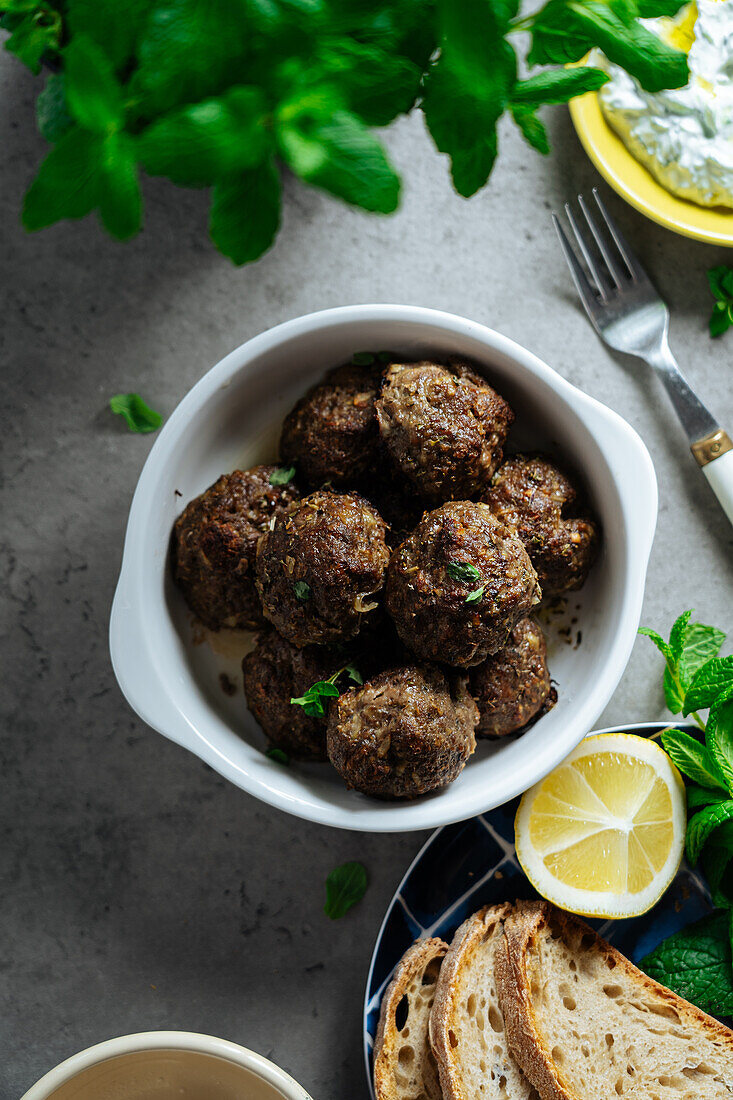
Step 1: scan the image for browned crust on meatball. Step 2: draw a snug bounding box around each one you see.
[280,362,383,489]
[255,489,390,646]
[327,664,478,800]
[375,359,514,502]
[172,466,300,631]
[469,616,555,738]
[242,629,349,760]
[386,501,542,668]
[482,454,599,598]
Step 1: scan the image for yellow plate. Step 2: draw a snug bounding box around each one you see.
[569,89,733,246]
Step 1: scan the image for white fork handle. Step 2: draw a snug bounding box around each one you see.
[702,448,733,527]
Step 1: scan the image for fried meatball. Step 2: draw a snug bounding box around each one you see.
[255,490,390,646]
[172,466,300,631]
[242,629,349,760]
[482,454,599,597]
[280,362,382,488]
[375,359,514,501]
[327,664,478,799]
[386,501,541,667]
[470,617,556,738]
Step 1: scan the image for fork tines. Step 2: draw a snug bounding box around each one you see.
[553,188,645,305]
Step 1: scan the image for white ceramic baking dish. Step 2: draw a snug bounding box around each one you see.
[110,305,657,833]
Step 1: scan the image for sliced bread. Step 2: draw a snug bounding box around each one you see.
[429,904,539,1100]
[374,936,448,1100]
[496,899,733,1100]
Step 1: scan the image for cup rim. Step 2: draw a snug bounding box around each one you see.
[20,1031,312,1100]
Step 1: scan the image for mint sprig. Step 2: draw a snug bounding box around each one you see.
[3,0,689,264]
[707,266,733,338]
[639,611,733,1008]
[109,393,163,433]
[290,662,363,718]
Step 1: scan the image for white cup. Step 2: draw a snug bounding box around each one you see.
[20,1031,313,1100]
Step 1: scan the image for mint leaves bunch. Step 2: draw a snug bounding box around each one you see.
[639,610,733,1013]
[707,266,733,338]
[291,662,363,718]
[3,0,690,264]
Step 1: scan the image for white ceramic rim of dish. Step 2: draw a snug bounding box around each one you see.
[109,304,658,833]
[19,1030,312,1100]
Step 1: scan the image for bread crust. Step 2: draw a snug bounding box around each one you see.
[374,936,448,1100]
[496,899,733,1100]
[429,903,516,1100]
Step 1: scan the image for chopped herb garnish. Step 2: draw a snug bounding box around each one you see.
[291,663,363,716]
[351,351,376,365]
[448,561,482,585]
[109,393,162,433]
[269,465,295,486]
[324,860,368,919]
[465,586,485,603]
[266,747,290,765]
[293,580,311,601]
[707,266,733,337]
[377,350,396,363]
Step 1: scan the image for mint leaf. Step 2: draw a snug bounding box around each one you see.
[3,3,61,74]
[685,656,733,714]
[668,609,692,661]
[344,662,363,685]
[512,66,608,105]
[641,911,733,1016]
[319,40,422,127]
[23,127,103,231]
[67,0,152,71]
[293,580,312,601]
[679,622,726,687]
[266,747,290,765]
[636,0,686,15]
[511,107,549,154]
[209,162,282,266]
[660,729,727,791]
[707,687,733,793]
[465,586,486,604]
[702,826,733,908]
[687,784,730,811]
[686,801,733,865]
[638,626,672,661]
[324,860,368,919]
[98,133,142,240]
[277,98,400,213]
[63,34,124,133]
[422,0,516,197]
[110,393,163,433]
[269,466,296,486]
[528,0,596,66]
[138,86,270,186]
[567,3,688,93]
[132,0,254,119]
[448,561,482,584]
[36,72,74,143]
[708,265,733,339]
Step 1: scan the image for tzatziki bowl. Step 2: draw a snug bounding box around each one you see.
[570,0,733,246]
[109,305,657,833]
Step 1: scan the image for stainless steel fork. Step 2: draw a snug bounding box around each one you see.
[553,189,733,527]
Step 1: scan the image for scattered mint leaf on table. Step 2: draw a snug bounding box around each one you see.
[109,393,163,433]
[324,860,368,919]
[641,911,733,1016]
[708,266,733,338]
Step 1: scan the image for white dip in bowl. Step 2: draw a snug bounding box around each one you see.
[599,0,733,207]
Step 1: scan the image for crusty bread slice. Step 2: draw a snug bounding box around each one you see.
[496,900,733,1100]
[429,904,539,1100]
[374,937,448,1100]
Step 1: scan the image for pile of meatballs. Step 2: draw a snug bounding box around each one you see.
[171,356,600,802]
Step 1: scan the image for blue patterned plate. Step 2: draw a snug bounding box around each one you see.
[362,722,711,1098]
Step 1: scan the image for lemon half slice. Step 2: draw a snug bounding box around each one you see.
[515,733,686,919]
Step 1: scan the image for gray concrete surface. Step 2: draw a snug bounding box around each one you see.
[2,51,733,1100]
